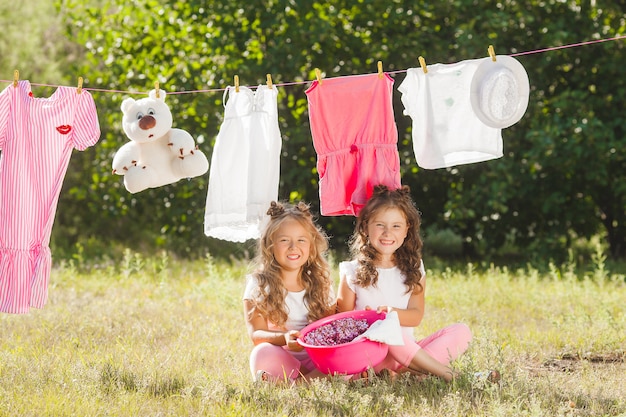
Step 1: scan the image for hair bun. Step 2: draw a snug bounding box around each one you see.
[295,201,312,216]
[371,184,412,197]
[266,201,285,218]
[372,184,390,196]
[267,201,313,219]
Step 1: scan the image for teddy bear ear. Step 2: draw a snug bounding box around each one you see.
[121,97,135,113]
[148,88,167,102]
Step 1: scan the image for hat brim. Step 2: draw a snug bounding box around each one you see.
[470,55,530,129]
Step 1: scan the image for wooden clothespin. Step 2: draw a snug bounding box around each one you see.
[13,70,19,87]
[154,81,160,98]
[377,61,384,78]
[234,75,240,92]
[77,76,83,94]
[314,68,322,85]
[418,56,428,74]
[488,45,496,62]
[266,73,273,89]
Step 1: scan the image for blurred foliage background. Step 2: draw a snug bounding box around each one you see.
[1,0,624,265]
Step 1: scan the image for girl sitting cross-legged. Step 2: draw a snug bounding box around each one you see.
[337,184,474,382]
[243,201,336,384]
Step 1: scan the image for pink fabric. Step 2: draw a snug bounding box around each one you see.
[0,81,100,314]
[374,323,472,373]
[305,73,401,216]
[249,343,316,382]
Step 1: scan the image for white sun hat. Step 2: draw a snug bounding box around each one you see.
[470,55,530,129]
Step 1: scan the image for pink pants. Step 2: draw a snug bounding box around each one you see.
[249,323,472,381]
[249,343,316,382]
[374,323,472,373]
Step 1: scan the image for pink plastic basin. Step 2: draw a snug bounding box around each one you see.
[297,310,389,375]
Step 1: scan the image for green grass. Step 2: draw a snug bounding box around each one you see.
[1,252,625,417]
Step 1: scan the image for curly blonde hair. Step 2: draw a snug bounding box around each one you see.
[349,185,424,294]
[249,201,333,327]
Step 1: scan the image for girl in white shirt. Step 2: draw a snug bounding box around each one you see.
[337,185,472,382]
[243,201,335,383]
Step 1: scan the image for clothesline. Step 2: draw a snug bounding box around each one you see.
[2,33,623,314]
[2,34,625,96]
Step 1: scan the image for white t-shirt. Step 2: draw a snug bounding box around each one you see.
[398,60,503,169]
[243,274,312,331]
[339,260,426,338]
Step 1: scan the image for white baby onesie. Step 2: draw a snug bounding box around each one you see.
[398,59,503,169]
[204,85,282,242]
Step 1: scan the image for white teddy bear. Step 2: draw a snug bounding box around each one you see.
[112,88,209,193]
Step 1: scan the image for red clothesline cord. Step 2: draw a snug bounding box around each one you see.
[510,34,626,57]
[4,34,625,96]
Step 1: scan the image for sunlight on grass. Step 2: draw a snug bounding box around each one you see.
[1,253,624,416]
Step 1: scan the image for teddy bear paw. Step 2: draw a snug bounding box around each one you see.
[167,135,196,156]
[173,149,209,178]
[123,164,156,193]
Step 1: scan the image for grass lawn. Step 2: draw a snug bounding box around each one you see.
[1,251,625,417]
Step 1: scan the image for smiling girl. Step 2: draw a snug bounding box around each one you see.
[243,201,335,384]
[337,185,473,382]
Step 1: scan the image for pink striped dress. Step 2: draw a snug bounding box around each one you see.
[0,81,100,314]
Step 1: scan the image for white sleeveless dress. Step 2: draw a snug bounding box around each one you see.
[204,85,282,242]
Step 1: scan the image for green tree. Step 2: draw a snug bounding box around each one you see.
[52,0,625,261]
[437,1,626,259]
[0,0,71,86]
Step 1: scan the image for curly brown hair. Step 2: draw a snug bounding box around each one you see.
[349,184,424,294]
[249,201,333,327]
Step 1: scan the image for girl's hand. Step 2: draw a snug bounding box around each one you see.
[376,305,393,314]
[285,330,304,352]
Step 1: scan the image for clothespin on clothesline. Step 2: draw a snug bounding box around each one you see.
[488,45,497,62]
[154,81,160,98]
[234,75,240,92]
[418,56,428,74]
[314,68,322,85]
[13,70,19,87]
[77,76,83,94]
[266,73,273,89]
[377,60,384,78]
